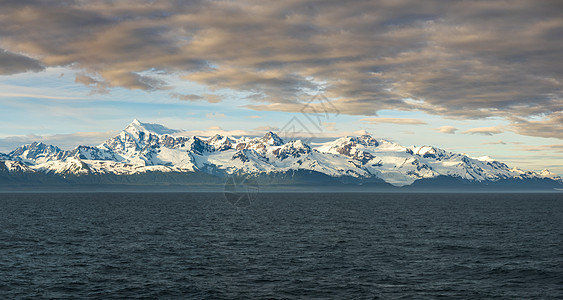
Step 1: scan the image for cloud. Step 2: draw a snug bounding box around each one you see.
[170,93,222,103]
[462,126,504,136]
[509,111,563,139]
[517,144,563,153]
[0,93,83,100]
[75,74,110,94]
[247,115,262,119]
[360,117,427,125]
[203,94,222,103]
[0,131,118,152]
[0,49,44,75]
[434,126,458,134]
[170,93,203,101]
[178,125,370,139]
[322,122,337,131]
[177,127,256,137]
[0,1,561,138]
[482,140,507,145]
[254,125,279,131]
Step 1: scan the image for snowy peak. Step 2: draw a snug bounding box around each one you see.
[100,119,181,157]
[272,140,311,160]
[206,134,233,151]
[538,169,559,180]
[475,155,496,162]
[9,141,64,163]
[354,135,379,147]
[410,146,449,160]
[0,160,35,173]
[190,137,214,155]
[317,136,363,156]
[260,131,284,146]
[10,141,62,157]
[124,119,180,136]
[233,132,284,153]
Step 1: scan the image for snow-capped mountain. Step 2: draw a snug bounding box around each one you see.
[1,120,561,188]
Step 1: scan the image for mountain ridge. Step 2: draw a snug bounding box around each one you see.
[1,119,561,189]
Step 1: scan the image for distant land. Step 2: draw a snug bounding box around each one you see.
[1,120,561,192]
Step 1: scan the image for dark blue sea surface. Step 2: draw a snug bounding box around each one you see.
[0,192,561,299]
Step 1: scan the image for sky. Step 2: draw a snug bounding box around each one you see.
[0,0,561,175]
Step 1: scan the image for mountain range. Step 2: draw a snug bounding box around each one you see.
[1,119,561,191]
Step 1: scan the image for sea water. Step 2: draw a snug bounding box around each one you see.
[0,192,561,298]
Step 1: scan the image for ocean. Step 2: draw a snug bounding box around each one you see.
[0,192,561,299]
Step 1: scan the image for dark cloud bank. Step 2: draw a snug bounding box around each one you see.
[0,0,561,138]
